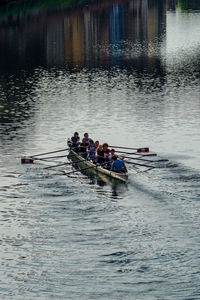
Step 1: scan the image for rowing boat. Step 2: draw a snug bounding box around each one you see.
[68,150,128,184]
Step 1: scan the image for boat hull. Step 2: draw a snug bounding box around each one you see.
[68,150,128,184]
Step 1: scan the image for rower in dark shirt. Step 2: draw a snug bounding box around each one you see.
[102,143,110,158]
[94,140,99,149]
[97,145,105,165]
[100,143,110,168]
[79,138,89,158]
[83,132,91,145]
[70,132,80,152]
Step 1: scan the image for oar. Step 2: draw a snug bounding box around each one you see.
[122,156,168,163]
[21,148,70,163]
[115,150,157,156]
[44,158,88,170]
[34,154,68,160]
[31,148,69,158]
[125,161,158,168]
[109,145,149,152]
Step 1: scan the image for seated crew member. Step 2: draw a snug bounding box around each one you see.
[70,132,80,152]
[111,156,127,173]
[108,149,118,161]
[83,132,91,145]
[94,140,99,149]
[96,145,105,165]
[87,139,96,161]
[102,143,110,159]
[107,149,118,170]
[102,143,111,168]
[79,138,89,158]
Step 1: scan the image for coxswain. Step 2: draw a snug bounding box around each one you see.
[111,156,127,173]
[87,139,96,161]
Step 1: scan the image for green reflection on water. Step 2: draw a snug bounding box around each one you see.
[0,0,87,17]
[178,0,200,11]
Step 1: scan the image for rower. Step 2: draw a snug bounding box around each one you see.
[107,149,118,169]
[94,140,99,149]
[102,143,110,159]
[70,132,80,152]
[111,156,127,173]
[84,133,91,145]
[96,145,105,165]
[87,139,96,161]
[102,143,111,168]
[79,138,89,158]
[108,149,118,161]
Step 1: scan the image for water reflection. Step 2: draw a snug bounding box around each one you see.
[0,0,166,71]
[0,0,199,155]
[178,0,200,11]
[167,0,200,11]
[0,0,167,138]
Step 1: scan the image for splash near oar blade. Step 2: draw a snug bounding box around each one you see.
[21,157,34,164]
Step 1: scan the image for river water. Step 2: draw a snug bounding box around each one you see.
[0,0,200,299]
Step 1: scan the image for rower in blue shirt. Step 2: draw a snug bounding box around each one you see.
[87,140,96,161]
[111,156,127,173]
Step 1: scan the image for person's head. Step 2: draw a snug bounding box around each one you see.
[112,155,117,161]
[103,143,108,149]
[84,133,89,139]
[95,140,99,148]
[98,145,103,151]
[82,138,86,143]
[111,149,115,155]
[89,139,94,146]
[74,132,79,137]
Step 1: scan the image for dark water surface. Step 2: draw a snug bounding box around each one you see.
[0,0,200,299]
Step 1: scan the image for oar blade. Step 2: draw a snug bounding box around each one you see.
[21,157,34,164]
[137,147,149,153]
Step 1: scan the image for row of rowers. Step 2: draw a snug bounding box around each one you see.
[69,132,127,172]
